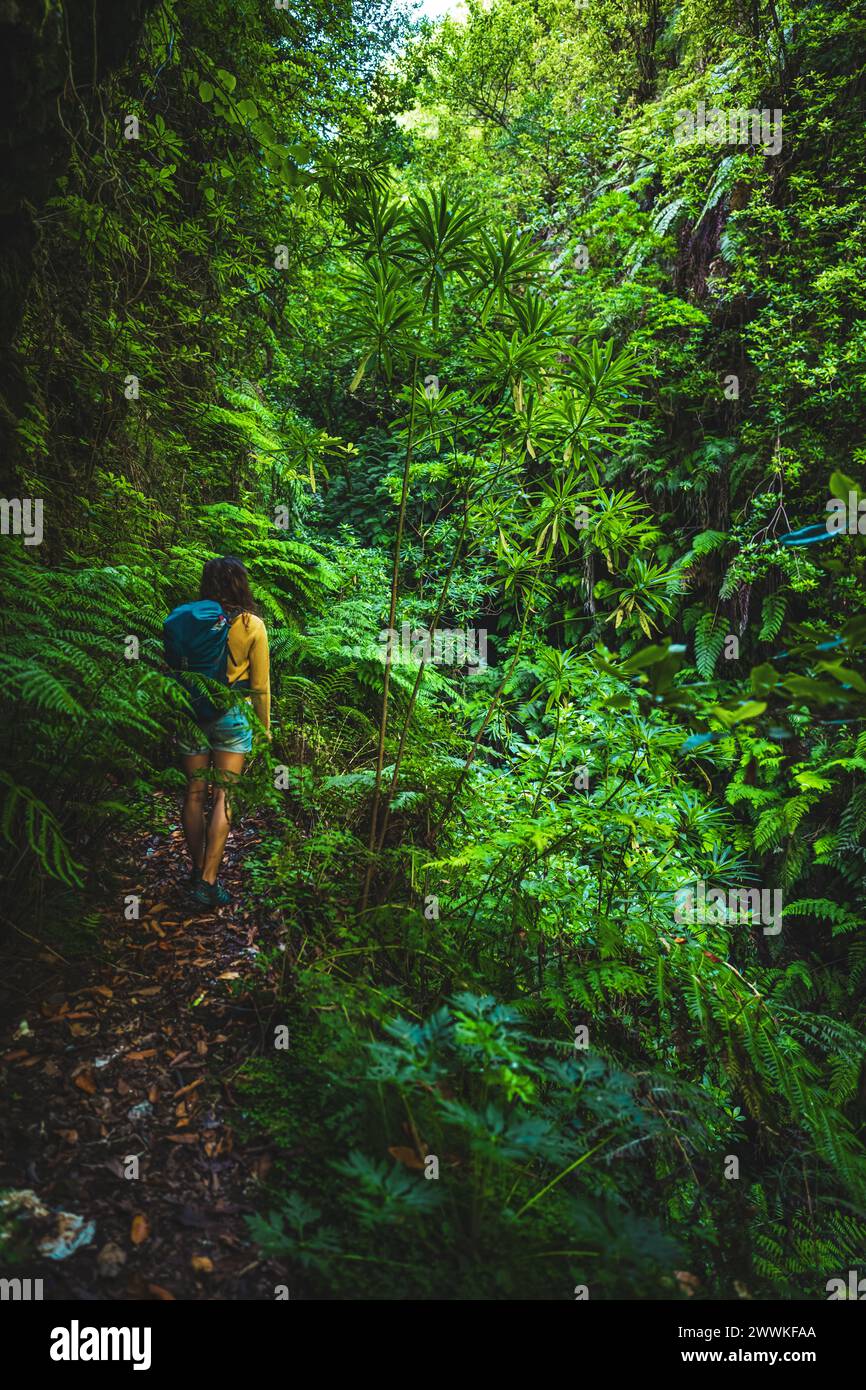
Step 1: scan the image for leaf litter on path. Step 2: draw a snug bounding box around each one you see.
[0,802,290,1300]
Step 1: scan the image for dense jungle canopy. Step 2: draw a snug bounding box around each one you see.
[1,0,866,1301]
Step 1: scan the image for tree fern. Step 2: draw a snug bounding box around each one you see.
[759,593,787,642]
[694,612,726,679]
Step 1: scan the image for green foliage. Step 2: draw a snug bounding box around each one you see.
[245,991,682,1298]
[3,0,866,1302]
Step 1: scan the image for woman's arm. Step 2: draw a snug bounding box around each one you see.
[248,620,271,734]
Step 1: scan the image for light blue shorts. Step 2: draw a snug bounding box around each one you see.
[178,705,252,756]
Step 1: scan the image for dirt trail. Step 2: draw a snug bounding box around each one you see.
[0,804,289,1300]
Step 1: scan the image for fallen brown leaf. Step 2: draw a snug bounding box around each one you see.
[173,1077,205,1099]
[131,1213,149,1245]
[388,1145,425,1170]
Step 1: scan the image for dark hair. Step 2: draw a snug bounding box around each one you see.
[200,556,256,618]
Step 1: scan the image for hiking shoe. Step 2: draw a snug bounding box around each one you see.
[192,878,231,908]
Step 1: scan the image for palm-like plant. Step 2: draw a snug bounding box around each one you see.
[394,187,481,330]
[607,556,683,637]
[471,293,574,404]
[472,226,548,322]
[344,260,421,390]
[342,187,405,263]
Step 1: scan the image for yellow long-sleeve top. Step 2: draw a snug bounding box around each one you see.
[227,612,270,732]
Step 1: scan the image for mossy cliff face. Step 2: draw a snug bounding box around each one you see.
[0,0,155,404]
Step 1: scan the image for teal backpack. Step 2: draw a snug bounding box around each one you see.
[163,600,235,723]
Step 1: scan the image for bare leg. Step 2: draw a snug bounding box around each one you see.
[202,750,245,885]
[181,752,211,874]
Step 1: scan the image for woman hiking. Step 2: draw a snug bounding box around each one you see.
[164,556,270,908]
